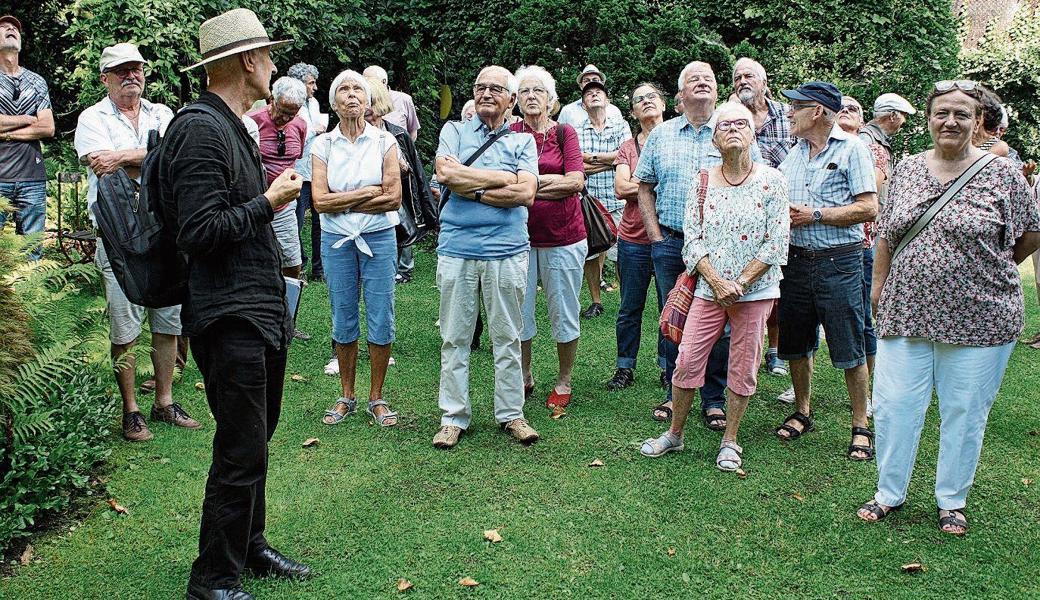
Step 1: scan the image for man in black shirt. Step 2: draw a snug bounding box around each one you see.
[160,9,308,600]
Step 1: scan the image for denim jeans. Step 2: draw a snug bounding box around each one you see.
[322,227,397,345]
[0,180,47,260]
[650,233,728,409]
[615,239,664,370]
[294,182,323,276]
[862,247,876,357]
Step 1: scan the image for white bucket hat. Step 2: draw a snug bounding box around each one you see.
[182,8,291,72]
[99,43,148,73]
[576,64,606,87]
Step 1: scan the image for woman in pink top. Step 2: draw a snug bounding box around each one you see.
[509,65,587,412]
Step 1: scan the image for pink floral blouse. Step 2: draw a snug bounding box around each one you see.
[876,153,1040,346]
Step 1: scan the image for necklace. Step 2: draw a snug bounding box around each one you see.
[721,162,755,187]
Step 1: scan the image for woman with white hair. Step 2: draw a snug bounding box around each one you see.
[312,70,403,428]
[641,102,790,471]
[508,65,588,412]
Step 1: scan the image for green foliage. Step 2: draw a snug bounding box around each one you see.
[961,5,1040,160]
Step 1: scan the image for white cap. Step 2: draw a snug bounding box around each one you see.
[576,64,606,87]
[99,43,148,73]
[872,93,916,116]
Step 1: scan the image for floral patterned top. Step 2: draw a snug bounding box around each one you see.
[863,142,889,249]
[877,152,1040,346]
[683,166,791,301]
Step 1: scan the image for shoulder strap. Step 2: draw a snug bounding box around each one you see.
[463,126,510,166]
[892,153,997,260]
[697,169,708,224]
[178,103,240,187]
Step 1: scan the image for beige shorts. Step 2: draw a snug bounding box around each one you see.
[271,201,302,268]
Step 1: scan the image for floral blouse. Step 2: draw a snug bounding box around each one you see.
[876,153,1040,346]
[683,166,791,301]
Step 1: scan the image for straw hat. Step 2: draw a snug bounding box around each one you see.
[182,8,291,71]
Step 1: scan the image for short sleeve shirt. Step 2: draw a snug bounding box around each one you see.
[557,99,625,129]
[0,68,51,182]
[576,116,632,212]
[435,118,538,260]
[756,98,794,168]
[246,107,308,188]
[877,153,1040,346]
[74,97,174,221]
[509,121,586,248]
[612,138,649,244]
[779,125,877,249]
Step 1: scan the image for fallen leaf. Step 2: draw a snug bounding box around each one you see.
[194,382,205,391]
[735,468,747,479]
[1023,478,1033,486]
[302,438,320,448]
[290,374,307,382]
[667,547,676,557]
[792,493,805,502]
[588,458,605,468]
[483,529,503,543]
[458,576,479,587]
[107,499,129,515]
[396,578,414,592]
[551,406,566,419]
[901,562,926,573]
[19,544,33,566]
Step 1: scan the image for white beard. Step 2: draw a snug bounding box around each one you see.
[737,89,756,106]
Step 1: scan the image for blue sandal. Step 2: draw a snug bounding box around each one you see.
[322,397,356,425]
[367,399,399,427]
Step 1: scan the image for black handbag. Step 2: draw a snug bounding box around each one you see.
[551,123,617,257]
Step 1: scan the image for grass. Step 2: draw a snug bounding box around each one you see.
[2,249,1040,599]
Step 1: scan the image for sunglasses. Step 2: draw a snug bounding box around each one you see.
[276,129,286,157]
[3,74,20,102]
[631,92,660,106]
[934,80,977,92]
[716,119,750,132]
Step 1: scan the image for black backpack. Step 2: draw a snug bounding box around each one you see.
[91,103,231,308]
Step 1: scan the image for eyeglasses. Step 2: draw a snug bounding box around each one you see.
[716,119,750,131]
[631,92,659,106]
[517,86,547,97]
[839,104,861,114]
[473,83,510,96]
[106,66,145,78]
[934,80,977,92]
[276,129,286,157]
[788,102,817,113]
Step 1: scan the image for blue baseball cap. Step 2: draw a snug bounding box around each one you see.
[781,81,843,113]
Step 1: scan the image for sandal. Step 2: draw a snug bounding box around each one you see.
[546,389,571,409]
[857,499,902,522]
[639,431,685,458]
[702,408,727,431]
[367,399,399,427]
[651,402,673,422]
[776,411,814,440]
[938,508,968,536]
[848,426,875,461]
[716,440,743,472]
[323,397,356,425]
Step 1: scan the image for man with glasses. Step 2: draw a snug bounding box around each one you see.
[432,65,540,450]
[775,81,878,460]
[0,15,54,260]
[247,76,310,338]
[557,64,624,128]
[75,42,199,442]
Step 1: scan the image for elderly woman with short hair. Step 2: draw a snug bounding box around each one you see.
[508,65,587,411]
[858,81,1040,535]
[312,70,403,428]
[641,102,790,471]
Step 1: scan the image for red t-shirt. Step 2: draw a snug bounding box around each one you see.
[247,107,308,212]
[613,138,650,244]
[510,121,586,248]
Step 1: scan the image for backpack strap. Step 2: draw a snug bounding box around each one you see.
[175,103,241,188]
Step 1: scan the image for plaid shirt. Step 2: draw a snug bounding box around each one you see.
[634,114,763,231]
[779,125,877,249]
[756,98,794,168]
[576,116,631,211]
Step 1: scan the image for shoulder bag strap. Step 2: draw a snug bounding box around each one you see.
[462,126,511,166]
[697,168,708,224]
[892,153,997,260]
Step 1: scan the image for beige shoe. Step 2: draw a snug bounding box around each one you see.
[502,418,539,444]
[122,411,154,442]
[432,425,463,449]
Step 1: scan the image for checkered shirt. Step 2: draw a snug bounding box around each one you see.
[576,116,631,211]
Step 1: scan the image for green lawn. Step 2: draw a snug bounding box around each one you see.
[3,250,1040,599]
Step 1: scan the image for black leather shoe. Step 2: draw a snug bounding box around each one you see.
[246,546,312,580]
[606,367,634,391]
[186,580,254,599]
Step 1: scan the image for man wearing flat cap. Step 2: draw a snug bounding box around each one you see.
[860,92,915,206]
[75,43,200,443]
[0,14,55,260]
[774,81,878,461]
[156,8,308,599]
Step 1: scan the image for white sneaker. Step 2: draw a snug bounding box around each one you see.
[324,357,339,376]
[388,356,396,366]
[777,386,796,404]
[866,397,874,418]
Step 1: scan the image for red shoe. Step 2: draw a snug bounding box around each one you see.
[546,389,571,409]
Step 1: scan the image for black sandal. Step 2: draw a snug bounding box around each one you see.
[651,403,673,422]
[702,408,727,431]
[938,508,968,536]
[857,499,902,522]
[776,411,814,440]
[848,426,875,461]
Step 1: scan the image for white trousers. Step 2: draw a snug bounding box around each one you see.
[873,336,1015,510]
[437,253,529,428]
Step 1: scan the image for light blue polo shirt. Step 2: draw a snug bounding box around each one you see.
[435,117,538,260]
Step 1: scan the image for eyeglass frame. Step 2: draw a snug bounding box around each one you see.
[715,118,751,132]
[631,91,660,106]
[473,83,511,97]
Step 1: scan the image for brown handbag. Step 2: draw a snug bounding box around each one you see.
[659,169,707,345]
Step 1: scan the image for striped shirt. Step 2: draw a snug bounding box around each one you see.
[0,68,51,182]
[575,116,631,212]
[779,125,877,249]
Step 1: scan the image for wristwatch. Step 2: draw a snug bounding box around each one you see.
[474,189,485,203]
[811,209,823,223]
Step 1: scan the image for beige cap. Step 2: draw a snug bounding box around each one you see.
[873,93,917,116]
[99,43,147,73]
[576,64,606,87]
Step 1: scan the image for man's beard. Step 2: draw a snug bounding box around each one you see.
[0,40,21,53]
[737,88,756,107]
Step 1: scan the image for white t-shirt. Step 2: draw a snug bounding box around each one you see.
[73,97,174,222]
[557,98,624,128]
[311,123,399,252]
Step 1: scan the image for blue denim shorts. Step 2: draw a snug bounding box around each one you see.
[778,244,866,369]
[321,226,397,345]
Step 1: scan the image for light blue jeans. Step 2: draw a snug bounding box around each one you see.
[0,180,47,260]
[321,226,397,345]
[873,336,1015,510]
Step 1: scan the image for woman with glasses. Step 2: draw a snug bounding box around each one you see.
[312,70,403,428]
[507,65,587,412]
[607,83,668,404]
[641,102,790,471]
[857,80,1040,535]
